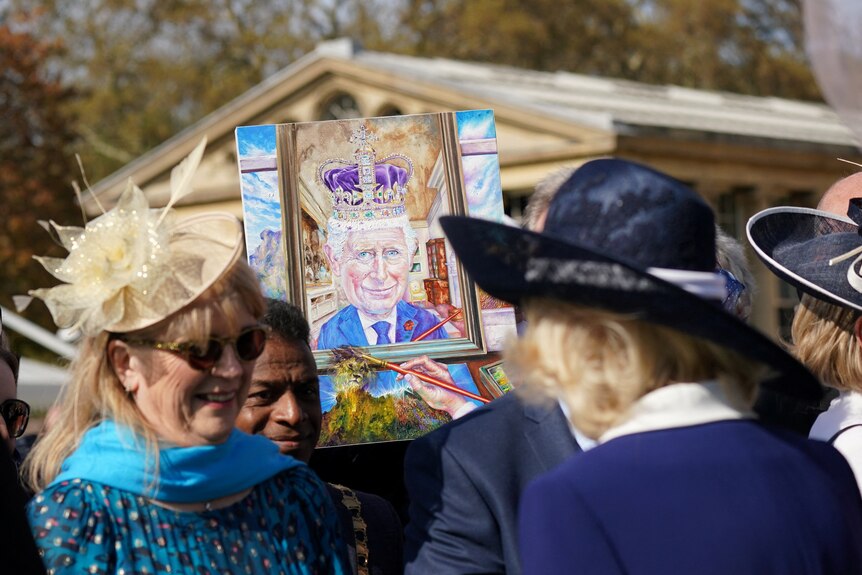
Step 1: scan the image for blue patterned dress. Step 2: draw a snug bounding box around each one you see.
[28,465,347,575]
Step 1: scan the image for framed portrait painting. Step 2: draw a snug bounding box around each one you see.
[237,110,517,445]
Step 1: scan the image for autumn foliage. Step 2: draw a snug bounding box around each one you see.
[0,15,79,346]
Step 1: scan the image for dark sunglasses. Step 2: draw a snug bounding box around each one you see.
[1,399,30,438]
[124,326,268,371]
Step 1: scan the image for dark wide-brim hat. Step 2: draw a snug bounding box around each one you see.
[747,203,862,312]
[440,158,821,400]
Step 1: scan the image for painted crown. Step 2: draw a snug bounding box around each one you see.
[318,124,414,223]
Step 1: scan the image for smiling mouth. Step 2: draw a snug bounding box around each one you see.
[362,285,396,298]
[196,391,237,404]
[270,436,309,453]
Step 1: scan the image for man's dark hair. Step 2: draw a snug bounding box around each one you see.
[262,299,311,344]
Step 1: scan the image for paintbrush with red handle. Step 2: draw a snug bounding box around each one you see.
[331,346,490,404]
[412,308,463,342]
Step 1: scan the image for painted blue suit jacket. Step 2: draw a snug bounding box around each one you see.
[318,300,447,350]
[520,420,862,575]
[404,392,580,575]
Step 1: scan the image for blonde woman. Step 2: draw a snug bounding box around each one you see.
[21,140,346,574]
[749,202,862,495]
[440,159,862,575]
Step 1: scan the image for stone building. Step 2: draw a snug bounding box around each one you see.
[84,38,861,341]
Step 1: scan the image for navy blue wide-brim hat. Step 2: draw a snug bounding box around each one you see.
[747,202,862,312]
[440,158,821,400]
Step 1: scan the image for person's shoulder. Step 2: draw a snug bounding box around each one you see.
[768,421,862,469]
[28,478,117,530]
[31,478,110,506]
[409,393,529,454]
[260,463,335,506]
[429,391,524,430]
[266,462,320,488]
[328,484,400,524]
[577,420,858,482]
[352,488,399,520]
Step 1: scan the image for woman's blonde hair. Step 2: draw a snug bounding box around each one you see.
[507,299,764,439]
[790,294,862,392]
[24,260,265,492]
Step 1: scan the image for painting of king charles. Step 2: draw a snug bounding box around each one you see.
[311,122,460,350]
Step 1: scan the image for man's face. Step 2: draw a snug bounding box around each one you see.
[236,335,321,463]
[329,227,412,319]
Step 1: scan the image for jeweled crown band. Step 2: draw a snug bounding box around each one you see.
[333,204,406,221]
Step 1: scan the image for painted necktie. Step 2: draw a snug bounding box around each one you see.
[372,320,391,344]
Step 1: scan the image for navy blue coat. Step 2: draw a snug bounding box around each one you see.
[520,420,862,575]
[404,392,580,575]
[318,300,447,349]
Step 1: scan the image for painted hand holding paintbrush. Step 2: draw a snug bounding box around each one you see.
[331,346,485,420]
[397,355,480,418]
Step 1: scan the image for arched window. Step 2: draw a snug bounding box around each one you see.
[318,92,362,120]
[376,104,403,117]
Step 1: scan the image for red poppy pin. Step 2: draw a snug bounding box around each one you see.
[403,320,416,331]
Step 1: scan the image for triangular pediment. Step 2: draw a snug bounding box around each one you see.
[85,45,615,215]
[87,39,857,218]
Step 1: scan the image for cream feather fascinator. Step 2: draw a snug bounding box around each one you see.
[18,137,244,335]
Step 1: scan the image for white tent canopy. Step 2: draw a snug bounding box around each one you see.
[17,357,69,410]
[1,306,75,410]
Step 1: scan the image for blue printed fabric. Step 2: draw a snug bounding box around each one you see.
[28,466,347,575]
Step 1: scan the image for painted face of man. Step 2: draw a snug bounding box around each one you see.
[237,335,321,463]
[329,227,413,320]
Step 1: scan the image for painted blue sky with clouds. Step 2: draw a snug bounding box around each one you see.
[236,126,282,256]
[456,110,504,221]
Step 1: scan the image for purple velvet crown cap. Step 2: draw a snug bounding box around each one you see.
[323,163,409,206]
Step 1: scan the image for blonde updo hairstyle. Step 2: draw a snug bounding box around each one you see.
[507,299,765,439]
[24,260,265,492]
[790,293,862,392]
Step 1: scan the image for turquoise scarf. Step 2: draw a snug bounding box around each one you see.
[52,420,301,502]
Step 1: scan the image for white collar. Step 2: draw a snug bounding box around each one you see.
[598,380,756,445]
[810,390,862,441]
[557,399,597,451]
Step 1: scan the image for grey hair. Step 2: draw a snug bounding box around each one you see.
[325,218,419,262]
[714,224,756,322]
[523,166,578,231]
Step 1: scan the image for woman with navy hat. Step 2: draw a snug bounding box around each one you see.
[749,200,862,495]
[440,158,862,575]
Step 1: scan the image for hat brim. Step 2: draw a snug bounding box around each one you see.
[747,207,862,313]
[440,215,821,401]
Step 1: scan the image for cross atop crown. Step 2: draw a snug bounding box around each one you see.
[349,124,378,147]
